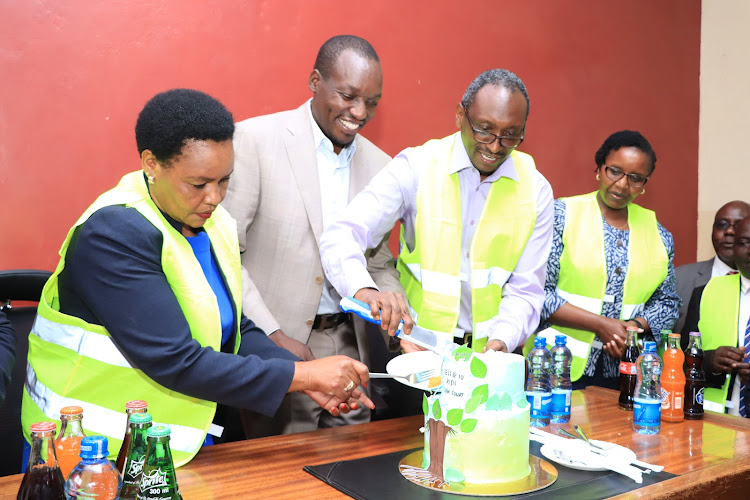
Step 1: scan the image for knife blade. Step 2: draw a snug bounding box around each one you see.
[339,297,456,355]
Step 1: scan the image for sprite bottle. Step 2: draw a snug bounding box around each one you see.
[120,413,153,499]
[136,426,181,500]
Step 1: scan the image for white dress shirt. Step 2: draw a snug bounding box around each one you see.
[319,132,554,351]
[307,101,354,315]
[727,274,750,416]
[711,255,735,278]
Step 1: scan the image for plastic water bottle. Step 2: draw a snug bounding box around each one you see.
[64,436,123,499]
[550,335,572,423]
[633,341,663,435]
[526,336,552,427]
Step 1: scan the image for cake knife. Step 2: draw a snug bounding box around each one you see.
[339,297,457,355]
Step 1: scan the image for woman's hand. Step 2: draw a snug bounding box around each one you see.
[290,356,374,415]
[596,317,627,358]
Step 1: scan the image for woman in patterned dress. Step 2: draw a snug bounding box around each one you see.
[538,130,680,389]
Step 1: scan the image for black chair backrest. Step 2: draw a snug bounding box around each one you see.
[0,269,51,477]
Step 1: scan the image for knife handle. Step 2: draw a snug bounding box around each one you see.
[340,297,403,335]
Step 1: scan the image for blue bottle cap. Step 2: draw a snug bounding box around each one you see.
[79,436,108,459]
[534,336,546,347]
[643,341,656,353]
[555,335,567,345]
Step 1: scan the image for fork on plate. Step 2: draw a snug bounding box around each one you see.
[369,368,438,385]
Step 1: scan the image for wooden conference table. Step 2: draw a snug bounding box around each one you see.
[1,386,749,499]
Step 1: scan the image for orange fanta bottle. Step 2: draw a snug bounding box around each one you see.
[55,406,87,478]
[661,333,685,422]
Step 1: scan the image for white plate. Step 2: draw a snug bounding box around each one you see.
[385,351,442,390]
[540,440,637,472]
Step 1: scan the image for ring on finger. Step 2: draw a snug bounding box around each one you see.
[344,380,355,392]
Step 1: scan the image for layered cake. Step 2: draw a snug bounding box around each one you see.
[421,347,530,485]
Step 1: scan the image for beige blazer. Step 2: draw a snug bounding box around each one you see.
[222,102,403,364]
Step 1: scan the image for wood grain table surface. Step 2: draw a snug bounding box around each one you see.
[1,386,749,499]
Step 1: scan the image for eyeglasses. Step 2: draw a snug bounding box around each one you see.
[603,165,649,188]
[463,106,524,148]
[714,220,741,231]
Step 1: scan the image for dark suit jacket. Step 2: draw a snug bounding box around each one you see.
[0,310,14,404]
[675,258,713,334]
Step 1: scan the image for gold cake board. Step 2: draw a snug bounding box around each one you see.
[399,450,557,497]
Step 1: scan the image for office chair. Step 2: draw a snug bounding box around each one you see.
[0,269,51,477]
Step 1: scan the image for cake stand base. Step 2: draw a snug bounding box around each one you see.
[399,451,557,497]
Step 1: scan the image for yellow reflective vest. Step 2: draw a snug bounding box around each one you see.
[525,192,667,381]
[698,273,742,414]
[396,134,538,352]
[22,171,242,467]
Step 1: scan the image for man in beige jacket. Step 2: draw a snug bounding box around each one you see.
[222,35,403,434]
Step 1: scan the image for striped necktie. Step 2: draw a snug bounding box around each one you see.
[740,314,750,418]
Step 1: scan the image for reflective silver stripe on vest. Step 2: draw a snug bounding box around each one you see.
[420,269,461,297]
[703,400,725,413]
[32,315,130,368]
[25,363,204,453]
[535,327,591,359]
[471,267,512,289]
[556,288,602,314]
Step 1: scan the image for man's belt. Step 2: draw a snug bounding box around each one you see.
[312,312,349,331]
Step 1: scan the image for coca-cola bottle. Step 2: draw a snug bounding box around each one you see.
[17,421,65,500]
[684,332,705,420]
[618,327,640,410]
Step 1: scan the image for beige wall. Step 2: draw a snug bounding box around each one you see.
[698,0,750,260]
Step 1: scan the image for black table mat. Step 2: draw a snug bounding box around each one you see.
[304,441,676,500]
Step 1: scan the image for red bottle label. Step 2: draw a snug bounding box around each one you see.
[619,362,636,375]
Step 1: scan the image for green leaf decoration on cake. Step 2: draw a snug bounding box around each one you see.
[470,356,487,378]
[472,384,489,404]
[465,395,481,414]
[432,400,442,420]
[499,392,513,411]
[423,394,429,416]
[444,468,465,483]
[517,398,529,409]
[447,408,463,426]
[485,394,502,411]
[453,345,473,361]
[460,418,478,433]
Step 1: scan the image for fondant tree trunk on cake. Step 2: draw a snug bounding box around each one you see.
[427,419,448,483]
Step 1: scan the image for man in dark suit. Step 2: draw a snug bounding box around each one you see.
[675,201,750,334]
[0,310,15,405]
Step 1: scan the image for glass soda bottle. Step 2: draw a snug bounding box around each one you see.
[657,329,671,360]
[17,421,66,500]
[120,413,153,500]
[633,341,663,434]
[116,400,149,475]
[684,332,705,420]
[55,406,87,479]
[137,426,182,500]
[525,336,552,427]
[661,333,685,422]
[550,335,572,423]
[64,435,122,499]
[618,327,641,410]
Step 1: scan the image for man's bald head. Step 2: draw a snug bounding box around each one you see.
[713,201,750,268]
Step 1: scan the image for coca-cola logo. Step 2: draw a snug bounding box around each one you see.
[140,468,168,491]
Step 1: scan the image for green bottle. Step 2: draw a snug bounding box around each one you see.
[120,413,152,500]
[136,426,182,500]
[658,329,671,360]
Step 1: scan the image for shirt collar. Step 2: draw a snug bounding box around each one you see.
[450,132,519,183]
[741,274,750,295]
[307,99,356,163]
[712,255,736,277]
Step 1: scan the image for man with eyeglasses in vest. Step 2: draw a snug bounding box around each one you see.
[675,201,750,336]
[682,216,750,417]
[320,69,553,354]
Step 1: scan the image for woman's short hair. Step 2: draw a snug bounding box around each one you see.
[594,130,657,173]
[135,88,234,164]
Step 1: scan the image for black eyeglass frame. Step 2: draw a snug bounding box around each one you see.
[462,106,524,148]
[602,165,649,188]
